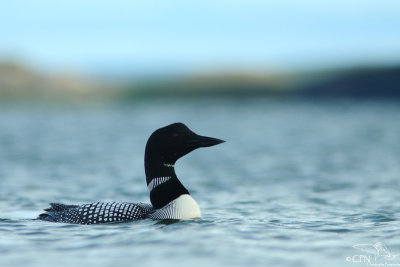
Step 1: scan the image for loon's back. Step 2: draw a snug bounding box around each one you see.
[39,202,153,224]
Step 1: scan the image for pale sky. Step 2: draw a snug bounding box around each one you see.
[1,0,399,75]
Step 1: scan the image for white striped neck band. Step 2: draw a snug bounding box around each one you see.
[147,176,172,192]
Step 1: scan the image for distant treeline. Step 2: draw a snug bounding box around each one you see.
[0,61,399,101]
[122,66,400,99]
[299,67,400,98]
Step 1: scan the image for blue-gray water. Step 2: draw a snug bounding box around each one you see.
[1,98,399,267]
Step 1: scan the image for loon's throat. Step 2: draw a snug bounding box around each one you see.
[145,159,189,209]
[145,159,175,184]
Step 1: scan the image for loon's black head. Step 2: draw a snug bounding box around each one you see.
[145,123,225,165]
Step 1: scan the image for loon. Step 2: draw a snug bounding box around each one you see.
[38,123,224,224]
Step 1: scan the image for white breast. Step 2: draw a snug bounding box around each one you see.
[149,194,201,220]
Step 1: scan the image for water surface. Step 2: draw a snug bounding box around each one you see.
[1,98,400,267]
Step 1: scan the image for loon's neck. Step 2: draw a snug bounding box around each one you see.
[145,158,189,209]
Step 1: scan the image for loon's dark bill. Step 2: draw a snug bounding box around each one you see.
[187,135,225,148]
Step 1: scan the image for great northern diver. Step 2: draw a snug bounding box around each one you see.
[38,123,224,224]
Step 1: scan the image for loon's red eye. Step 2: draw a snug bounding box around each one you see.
[172,134,179,139]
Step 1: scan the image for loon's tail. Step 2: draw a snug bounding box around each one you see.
[38,203,79,221]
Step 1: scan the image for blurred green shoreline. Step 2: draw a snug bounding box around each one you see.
[1,61,399,103]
